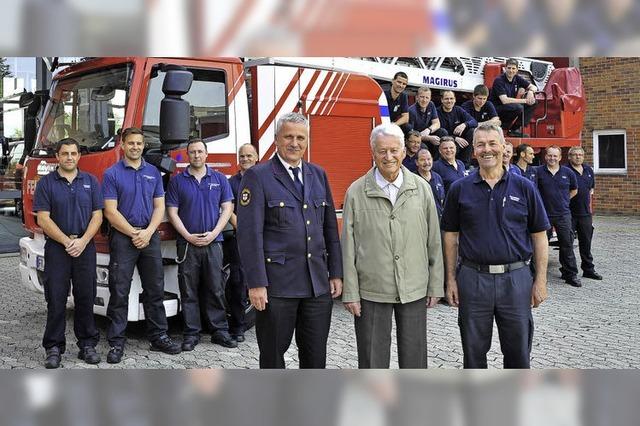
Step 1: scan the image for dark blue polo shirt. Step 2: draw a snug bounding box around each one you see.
[436,106,477,135]
[490,73,532,105]
[508,164,523,176]
[442,169,550,265]
[33,169,103,235]
[569,164,595,217]
[432,158,467,194]
[166,166,234,243]
[384,89,409,123]
[460,99,498,123]
[228,171,243,214]
[417,170,445,219]
[102,159,164,227]
[402,143,428,174]
[408,102,438,132]
[535,165,578,218]
[518,164,538,182]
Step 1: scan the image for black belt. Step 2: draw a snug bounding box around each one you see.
[461,259,530,274]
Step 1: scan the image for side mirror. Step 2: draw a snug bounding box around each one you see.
[159,66,193,146]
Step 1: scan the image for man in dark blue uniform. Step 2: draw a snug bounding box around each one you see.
[437,90,477,167]
[568,146,602,280]
[461,84,501,127]
[515,143,537,179]
[384,72,410,133]
[33,138,103,368]
[442,123,550,369]
[489,58,538,137]
[225,143,259,342]
[408,86,447,160]
[167,138,235,351]
[504,142,522,175]
[402,130,427,174]
[237,112,343,369]
[535,145,581,287]
[415,148,445,220]
[432,137,468,195]
[103,127,181,363]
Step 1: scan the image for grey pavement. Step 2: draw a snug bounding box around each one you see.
[0,215,639,369]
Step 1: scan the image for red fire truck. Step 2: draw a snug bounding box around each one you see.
[18,57,585,320]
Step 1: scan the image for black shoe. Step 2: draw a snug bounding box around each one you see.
[44,347,62,369]
[583,271,603,280]
[107,346,124,364]
[565,276,582,287]
[78,346,101,365]
[211,331,238,348]
[508,129,529,138]
[231,333,245,343]
[182,337,200,352]
[150,335,182,354]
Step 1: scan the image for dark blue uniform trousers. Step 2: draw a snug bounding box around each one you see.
[42,239,99,351]
[550,214,579,279]
[256,293,332,369]
[177,241,229,337]
[107,230,168,346]
[572,214,596,274]
[496,102,537,131]
[222,235,248,335]
[457,264,533,368]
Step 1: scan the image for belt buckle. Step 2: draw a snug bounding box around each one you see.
[489,264,505,274]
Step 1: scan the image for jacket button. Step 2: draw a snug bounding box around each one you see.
[306,220,311,225]
[307,236,311,241]
[396,297,400,302]
[303,204,308,209]
[322,201,326,206]
[390,215,395,220]
[279,202,284,207]
[266,258,271,263]
[307,253,311,258]
[394,255,399,260]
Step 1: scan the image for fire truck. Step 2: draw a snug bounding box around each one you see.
[18,57,585,321]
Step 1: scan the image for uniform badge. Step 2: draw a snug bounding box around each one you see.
[240,188,251,206]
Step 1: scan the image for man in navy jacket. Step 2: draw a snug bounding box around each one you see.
[237,112,343,369]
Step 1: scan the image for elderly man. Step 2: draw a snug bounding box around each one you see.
[237,112,343,369]
[442,123,550,369]
[342,123,444,368]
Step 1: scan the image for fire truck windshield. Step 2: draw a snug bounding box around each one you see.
[34,64,132,156]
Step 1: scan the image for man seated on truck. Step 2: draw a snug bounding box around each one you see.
[436,90,477,168]
[408,86,448,160]
[384,71,410,133]
[461,84,501,127]
[103,127,182,364]
[489,58,538,138]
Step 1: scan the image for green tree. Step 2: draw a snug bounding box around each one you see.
[0,57,13,97]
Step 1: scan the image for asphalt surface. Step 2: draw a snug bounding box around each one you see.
[0,215,638,369]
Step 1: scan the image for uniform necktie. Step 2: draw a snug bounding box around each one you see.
[290,166,303,197]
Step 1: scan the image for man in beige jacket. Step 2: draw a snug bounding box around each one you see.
[341,122,444,368]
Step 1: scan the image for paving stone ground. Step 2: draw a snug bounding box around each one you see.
[1,215,638,369]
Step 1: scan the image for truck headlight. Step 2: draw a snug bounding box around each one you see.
[96,266,109,287]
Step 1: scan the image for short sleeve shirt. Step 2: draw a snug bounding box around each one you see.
[33,169,103,235]
[384,89,409,123]
[461,99,498,123]
[569,164,595,217]
[535,165,578,217]
[490,73,532,105]
[441,169,550,264]
[408,102,439,132]
[102,159,164,227]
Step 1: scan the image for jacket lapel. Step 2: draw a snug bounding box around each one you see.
[271,157,303,201]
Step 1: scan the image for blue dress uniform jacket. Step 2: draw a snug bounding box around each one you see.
[237,157,342,298]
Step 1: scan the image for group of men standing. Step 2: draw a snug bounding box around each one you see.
[34,58,602,370]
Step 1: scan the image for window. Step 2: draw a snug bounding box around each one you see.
[593,129,627,174]
[143,67,228,148]
[37,64,131,154]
